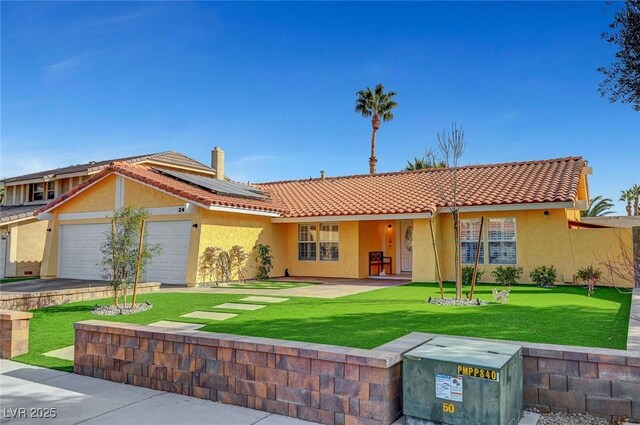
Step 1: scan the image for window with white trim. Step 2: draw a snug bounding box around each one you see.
[319,223,339,261]
[46,182,55,200]
[488,218,517,264]
[298,224,317,261]
[461,219,484,264]
[29,183,44,202]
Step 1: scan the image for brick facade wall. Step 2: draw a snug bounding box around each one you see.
[0,309,33,358]
[0,282,160,311]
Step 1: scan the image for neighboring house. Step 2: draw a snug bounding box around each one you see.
[0,149,224,278]
[34,154,638,287]
[581,216,640,228]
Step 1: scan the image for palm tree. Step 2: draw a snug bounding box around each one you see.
[581,195,616,217]
[632,184,640,216]
[620,189,634,216]
[405,157,427,171]
[405,154,447,171]
[355,84,397,174]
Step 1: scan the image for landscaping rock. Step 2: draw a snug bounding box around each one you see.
[528,408,609,425]
[92,303,153,316]
[426,297,488,306]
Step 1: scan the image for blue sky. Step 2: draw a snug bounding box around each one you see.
[1,2,638,211]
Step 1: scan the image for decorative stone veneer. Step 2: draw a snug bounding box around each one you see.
[0,309,33,358]
[0,282,160,311]
[74,323,640,424]
[74,321,430,425]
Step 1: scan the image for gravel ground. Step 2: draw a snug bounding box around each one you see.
[92,302,153,316]
[529,409,610,425]
[426,297,488,306]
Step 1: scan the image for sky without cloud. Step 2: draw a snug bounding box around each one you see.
[1,2,638,211]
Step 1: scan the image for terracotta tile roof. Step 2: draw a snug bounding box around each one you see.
[257,157,585,218]
[37,163,286,215]
[2,151,213,184]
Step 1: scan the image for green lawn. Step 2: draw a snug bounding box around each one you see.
[14,283,630,372]
[0,276,40,284]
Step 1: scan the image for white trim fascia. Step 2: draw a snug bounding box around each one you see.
[57,211,113,221]
[3,178,45,186]
[207,204,281,217]
[573,200,588,211]
[51,171,91,180]
[272,212,433,224]
[435,201,575,214]
[36,213,53,221]
[115,175,125,208]
[1,216,38,226]
[55,204,197,221]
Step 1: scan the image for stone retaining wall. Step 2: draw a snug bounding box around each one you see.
[522,343,640,421]
[74,321,431,425]
[73,322,640,424]
[0,309,33,358]
[0,282,160,311]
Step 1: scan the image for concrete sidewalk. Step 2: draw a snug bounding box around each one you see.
[162,278,407,299]
[0,360,313,425]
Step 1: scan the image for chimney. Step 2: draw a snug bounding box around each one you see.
[320,170,325,180]
[211,147,224,180]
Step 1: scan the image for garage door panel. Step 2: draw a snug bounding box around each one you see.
[59,220,190,284]
[144,220,190,284]
[59,224,109,280]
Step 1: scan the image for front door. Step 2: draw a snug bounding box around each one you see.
[401,220,413,272]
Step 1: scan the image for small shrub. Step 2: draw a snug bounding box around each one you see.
[576,265,603,297]
[491,266,523,286]
[254,244,273,280]
[462,266,485,286]
[529,265,558,287]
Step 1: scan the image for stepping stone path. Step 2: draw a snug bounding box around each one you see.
[148,321,205,330]
[43,345,75,361]
[181,311,238,321]
[214,303,265,311]
[240,296,289,303]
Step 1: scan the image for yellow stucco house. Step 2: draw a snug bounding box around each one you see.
[33,152,638,287]
[0,151,222,278]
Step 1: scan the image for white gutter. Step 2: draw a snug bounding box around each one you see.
[435,201,576,214]
[272,212,433,223]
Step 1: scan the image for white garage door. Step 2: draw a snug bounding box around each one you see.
[143,220,191,285]
[59,220,190,284]
[0,236,6,279]
[59,223,109,280]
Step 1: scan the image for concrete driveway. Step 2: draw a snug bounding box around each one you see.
[0,359,313,425]
[0,279,111,294]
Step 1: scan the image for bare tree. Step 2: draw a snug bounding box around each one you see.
[597,229,640,289]
[431,123,469,300]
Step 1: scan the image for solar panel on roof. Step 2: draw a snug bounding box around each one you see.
[154,168,268,200]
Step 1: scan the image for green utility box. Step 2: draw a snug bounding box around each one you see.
[403,336,523,425]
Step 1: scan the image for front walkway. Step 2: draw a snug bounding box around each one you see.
[0,359,313,425]
[162,277,409,299]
